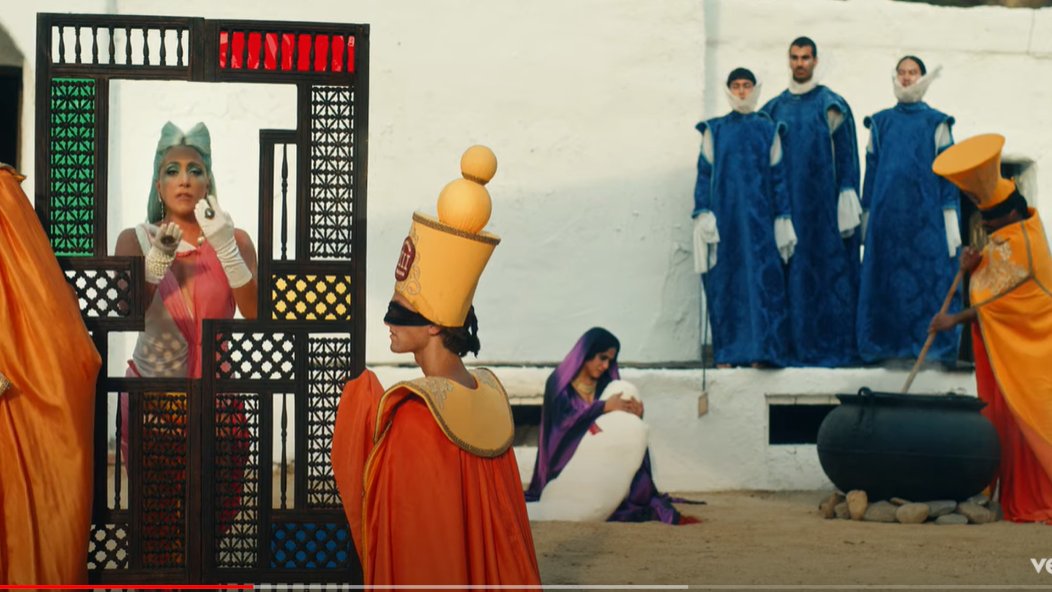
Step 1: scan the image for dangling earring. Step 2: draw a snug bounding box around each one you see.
[158,193,166,219]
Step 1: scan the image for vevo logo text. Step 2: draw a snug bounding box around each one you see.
[1031,558,1052,574]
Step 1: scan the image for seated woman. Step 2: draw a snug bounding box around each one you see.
[525,327,700,524]
[115,121,258,565]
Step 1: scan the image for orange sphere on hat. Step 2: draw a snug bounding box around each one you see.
[437,145,497,234]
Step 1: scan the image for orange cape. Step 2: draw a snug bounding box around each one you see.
[331,369,540,586]
[0,167,100,582]
[971,210,1052,522]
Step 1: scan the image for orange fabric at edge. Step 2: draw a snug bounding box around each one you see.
[0,169,101,583]
[971,212,1052,523]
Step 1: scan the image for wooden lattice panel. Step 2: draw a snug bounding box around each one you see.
[307,85,354,260]
[270,522,352,569]
[272,274,352,321]
[140,392,189,568]
[306,337,353,507]
[87,523,130,570]
[48,78,96,257]
[214,393,260,568]
[214,332,297,381]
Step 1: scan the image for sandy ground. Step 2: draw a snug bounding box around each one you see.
[530,490,1052,588]
[103,464,1051,587]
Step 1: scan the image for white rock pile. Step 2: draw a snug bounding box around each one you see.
[818,490,1001,525]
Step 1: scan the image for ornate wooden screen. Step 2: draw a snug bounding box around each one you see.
[34,13,367,585]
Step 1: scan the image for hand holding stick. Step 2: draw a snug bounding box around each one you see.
[902,269,964,393]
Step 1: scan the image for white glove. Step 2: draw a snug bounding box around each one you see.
[837,189,862,238]
[144,222,183,284]
[944,208,961,258]
[774,216,797,263]
[692,213,719,274]
[195,195,252,289]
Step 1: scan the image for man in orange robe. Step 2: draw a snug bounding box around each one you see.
[930,135,1052,523]
[0,164,101,581]
[331,147,541,585]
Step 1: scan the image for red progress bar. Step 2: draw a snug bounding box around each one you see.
[0,586,253,590]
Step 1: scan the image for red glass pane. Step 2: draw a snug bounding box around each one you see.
[297,34,312,71]
[247,32,262,70]
[264,32,278,70]
[314,35,329,72]
[231,31,245,69]
[220,29,355,74]
[281,33,295,71]
[219,31,227,69]
[330,35,344,72]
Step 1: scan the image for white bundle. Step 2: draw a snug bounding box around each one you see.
[527,380,648,522]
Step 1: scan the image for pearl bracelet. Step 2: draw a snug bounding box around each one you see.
[145,247,175,284]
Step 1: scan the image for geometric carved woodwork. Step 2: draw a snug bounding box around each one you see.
[36,13,368,584]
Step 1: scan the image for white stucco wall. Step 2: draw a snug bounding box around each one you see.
[371,365,976,492]
[3,0,1050,367]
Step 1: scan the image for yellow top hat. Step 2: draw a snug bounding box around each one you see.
[932,133,1016,211]
[393,145,501,327]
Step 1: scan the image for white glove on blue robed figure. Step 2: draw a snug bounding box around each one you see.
[194,195,252,289]
[692,212,719,274]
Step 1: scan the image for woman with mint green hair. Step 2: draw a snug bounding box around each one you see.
[115,121,257,565]
[116,121,259,375]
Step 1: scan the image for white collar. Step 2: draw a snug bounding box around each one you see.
[725,82,762,114]
[788,77,819,96]
[893,65,941,104]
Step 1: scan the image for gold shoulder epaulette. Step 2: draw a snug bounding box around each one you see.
[385,368,514,457]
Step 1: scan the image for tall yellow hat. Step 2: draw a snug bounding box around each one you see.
[932,133,1016,211]
[393,146,501,327]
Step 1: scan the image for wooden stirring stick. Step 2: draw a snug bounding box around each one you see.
[902,269,964,394]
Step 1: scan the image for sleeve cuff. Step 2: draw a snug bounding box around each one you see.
[693,212,720,273]
[837,189,862,237]
[774,216,797,263]
[944,208,961,258]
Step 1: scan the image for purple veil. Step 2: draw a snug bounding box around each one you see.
[550,327,622,397]
[525,327,620,500]
[524,327,700,524]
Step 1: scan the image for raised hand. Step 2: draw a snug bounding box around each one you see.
[194,195,252,288]
[144,222,183,284]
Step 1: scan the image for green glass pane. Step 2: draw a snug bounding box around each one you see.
[49,78,96,257]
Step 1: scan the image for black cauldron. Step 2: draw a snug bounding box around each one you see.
[816,388,1000,501]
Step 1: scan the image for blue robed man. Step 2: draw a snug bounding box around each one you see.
[858,55,961,364]
[693,67,796,368]
[762,36,862,367]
